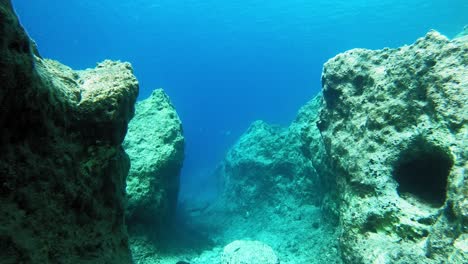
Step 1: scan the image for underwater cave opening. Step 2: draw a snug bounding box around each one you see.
[393,141,453,207]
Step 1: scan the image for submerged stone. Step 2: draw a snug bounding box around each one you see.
[191,95,342,264]
[124,89,184,226]
[0,1,138,263]
[319,31,467,263]
[123,89,185,262]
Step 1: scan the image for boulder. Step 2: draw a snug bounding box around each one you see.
[123,89,185,262]
[0,1,138,263]
[124,89,184,226]
[319,31,467,263]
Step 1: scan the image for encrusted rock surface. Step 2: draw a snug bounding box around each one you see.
[123,89,184,262]
[220,119,321,212]
[0,1,138,263]
[221,240,279,264]
[124,89,184,225]
[319,31,467,263]
[190,96,341,264]
[197,30,467,264]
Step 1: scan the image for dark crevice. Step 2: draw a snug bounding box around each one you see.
[393,140,453,207]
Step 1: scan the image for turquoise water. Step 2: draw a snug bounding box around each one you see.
[12,0,467,198]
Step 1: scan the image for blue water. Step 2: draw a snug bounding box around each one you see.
[12,0,467,197]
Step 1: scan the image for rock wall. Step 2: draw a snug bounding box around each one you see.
[319,31,467,263]
[0,1,138,263]
[123,89,185,262]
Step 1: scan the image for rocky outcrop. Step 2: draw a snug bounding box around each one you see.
[0,1,138,263]
[319,31,467,263]
[123,89,184,262]
[191,95,341,264]
[198,30,467,264]
[124,89,184,225]
[220,118,321,212]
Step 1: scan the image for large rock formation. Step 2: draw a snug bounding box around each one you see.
[123,89,185,262]
[220,119,321,212]
[193,30,467,264]
[0,1,138,263]
[189,96,341,264]
[124,89,184,226]
[319,31,467,263]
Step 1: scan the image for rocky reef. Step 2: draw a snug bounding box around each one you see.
[123,89,185,263]
[188,96,341,264]
[2,0,466,262]
[195,31,467,264]
[319,31,467,263]
[0,0,138,263]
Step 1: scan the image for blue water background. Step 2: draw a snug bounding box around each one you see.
[12,0,467,199]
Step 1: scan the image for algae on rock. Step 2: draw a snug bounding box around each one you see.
[0,1,138,263]
[319,31,467,263]
[124,89,184,225]
[123,89,185,263]
[192,30,467,264]
[189,95,342,264]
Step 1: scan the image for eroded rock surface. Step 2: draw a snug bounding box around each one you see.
[191,96,341,264]
[319,31,467,263]
[198,30,467,264]
[0,1,138,263]
[220,119,321,212]
[123,89,185,262]
[124,89,184,225]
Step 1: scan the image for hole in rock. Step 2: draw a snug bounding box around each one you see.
[393,141,453,207]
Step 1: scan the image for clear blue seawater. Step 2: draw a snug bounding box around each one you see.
[12,0,467,199]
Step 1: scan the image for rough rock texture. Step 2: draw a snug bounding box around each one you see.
[191,30,467,264]
[188,96,341,264]
[221,240,279,264]
[319,31,467,263]
[0,1,138,263]
[124,89,184,225]
[123,89,184,263]
[220,119,321,212]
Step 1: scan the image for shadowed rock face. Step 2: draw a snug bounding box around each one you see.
[319,31,467,263]
[0,1,138,263]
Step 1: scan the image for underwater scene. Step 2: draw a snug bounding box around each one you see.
[1,0,467,263]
